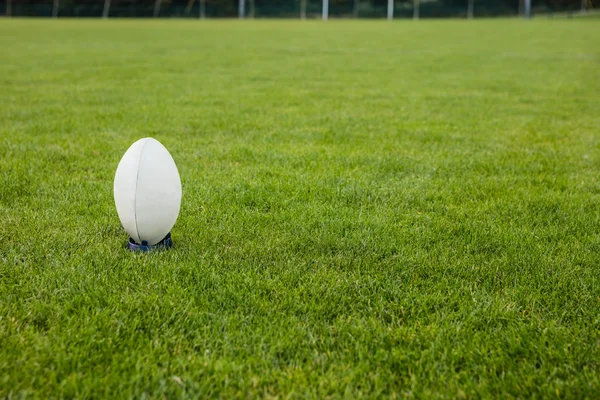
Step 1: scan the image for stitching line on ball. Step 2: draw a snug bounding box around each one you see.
[133,138,149,244]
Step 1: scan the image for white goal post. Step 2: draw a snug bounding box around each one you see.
[239,0,245,18]
[102,0,111,18]
[524,0,531,17]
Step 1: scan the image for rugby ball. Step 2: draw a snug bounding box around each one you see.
[114,138,182,245]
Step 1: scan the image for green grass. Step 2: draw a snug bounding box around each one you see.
[1,18,599,398]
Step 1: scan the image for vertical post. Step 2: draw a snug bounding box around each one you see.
[353,0,359,18]
[322,0,328,20]
[185,0,194,15]
[200,0,205,18]
[6,0,12,16]
[102,0,111,18]
[580,0,586,12]
[249,0,254,18]
[239,0,245,18]
[413,0,419,19]
[153,0,161,17]
[387,0,393,20]
[301,0,306,19]
[524,0,531,18]
[52,0,59,17]
[467,0,473,18]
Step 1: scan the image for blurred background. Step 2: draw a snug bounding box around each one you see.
[0,0,594,19]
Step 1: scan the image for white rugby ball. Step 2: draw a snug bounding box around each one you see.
[114,138,182,245]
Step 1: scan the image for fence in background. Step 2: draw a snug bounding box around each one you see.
[0,0,594,19]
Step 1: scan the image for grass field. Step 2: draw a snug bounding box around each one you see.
[1,18,599,398]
